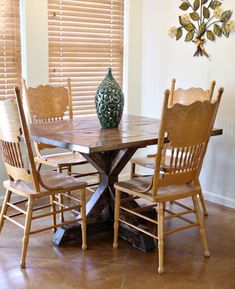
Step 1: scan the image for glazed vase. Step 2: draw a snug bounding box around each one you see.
[95,68,124,128]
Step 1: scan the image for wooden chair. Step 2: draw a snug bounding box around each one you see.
[113,88,223,274]
[23,79,98,178]
[169,78,216,106]
[130,79,216,216]
[0,88,87,268]
[23,80,99,221]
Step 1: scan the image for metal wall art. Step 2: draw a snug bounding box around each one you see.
[169,0,235,57]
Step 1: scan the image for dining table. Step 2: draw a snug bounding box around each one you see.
[30,114,223,251]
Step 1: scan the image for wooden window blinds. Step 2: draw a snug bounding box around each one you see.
[48,0,124,117]
[0,0,21,100]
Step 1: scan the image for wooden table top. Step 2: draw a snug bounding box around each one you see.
[30,114,223,154]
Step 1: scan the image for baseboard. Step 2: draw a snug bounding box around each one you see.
[203,190,235,210]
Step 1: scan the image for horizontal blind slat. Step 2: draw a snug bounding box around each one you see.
[0,0,22,99]
[48,0,124,116]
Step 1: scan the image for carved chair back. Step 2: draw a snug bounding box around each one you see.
[151,88,223,199]
[23,79,72,151]
[169,79,216,106]
[0,88,40,191]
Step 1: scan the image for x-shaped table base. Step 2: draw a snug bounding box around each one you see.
[53,148,156,251]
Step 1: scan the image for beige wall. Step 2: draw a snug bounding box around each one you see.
[139,0,235,208]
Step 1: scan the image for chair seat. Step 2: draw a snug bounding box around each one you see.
[114,176,200,202]
[4,171,87,198]
[131,155,171,171]
[35,151,88,167]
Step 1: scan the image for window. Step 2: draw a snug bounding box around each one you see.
[48,0,124,117]
[0,0,21,99]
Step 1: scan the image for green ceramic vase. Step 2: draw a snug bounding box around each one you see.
[95,68,124,128]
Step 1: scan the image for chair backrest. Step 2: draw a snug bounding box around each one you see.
[169,79,216,106]
[0,88,40,191]
[152,87,223,199]
[23,79,73,123]
[23,79,72,151]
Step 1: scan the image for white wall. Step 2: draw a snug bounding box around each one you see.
[21,0,49,86]
[138,0,235,207]
[125,0,143,115]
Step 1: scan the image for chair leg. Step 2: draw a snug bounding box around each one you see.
[36,162,42,171]
[97,174,101,184]
[80,188,87,250]
[67,166,72,196]
[50,194,57,233]
[20,197,34,269]
[192,195,210,257]
[0,190,12,234]
[130,163,136,178]
[57,167,65,222]
[113,189,121,249]
[58,194,65,222]
[196,180,208,216]
[199,190,208,216]
[68,165,72,176]
[157,202,164,274]
[163,202,166,211]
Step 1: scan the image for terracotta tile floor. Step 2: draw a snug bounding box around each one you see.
[0,201,235,289]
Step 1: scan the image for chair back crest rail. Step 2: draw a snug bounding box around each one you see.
[22,79,72,152]
[151,87,223,198]
[169,79,216,106]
